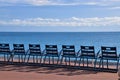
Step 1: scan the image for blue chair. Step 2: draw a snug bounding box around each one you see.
[43,45,60,64]
[12,44,26,63]
[0,43,11,62]
[99,46,119,70]
[27,44,43,63]
[60,45,77,66]
[78,46,98,68]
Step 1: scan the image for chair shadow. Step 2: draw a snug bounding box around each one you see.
[0,63,98,76]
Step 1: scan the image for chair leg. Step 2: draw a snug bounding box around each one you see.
[102,59,104,68]
[52,57,54,64]
[57,57,59,64]
[79,58,81,66]
[40,56,42,63]
[83,58,84,67]
[18,55,20,63]
[27,55,30,63]
[4,54,6,62]
[33,55,35,63]
[11,55,14,63]
[87,58,88,67]
[7,54,8,62]
[20,55,22,63]
[94,58,97,68]
[60,56,63,64]
[36,56,38,63]
[7,54,11,62]
[49,56,50,64]
[21,55,23,63]
[43,56,46,64]
[117,59,119,70]
[35,56,37,63]
[74,57,77,66]
[107,59,108,69]
[65,57,67,65]
[69,57,70,66]
[24,54,26,63]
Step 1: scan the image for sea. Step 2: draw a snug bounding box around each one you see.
[0,32,120,54]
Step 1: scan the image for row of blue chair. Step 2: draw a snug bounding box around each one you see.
[0,43,119,70]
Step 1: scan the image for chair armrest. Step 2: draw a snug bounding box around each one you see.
[11,49,14,54]
[9,49,15,57]
[26,49,30,54]
[96,50,100,57]
[59,49,63,56]
[9,50,13,56]
[118,54,120,58]
[42,49,46,55]
[76,49,81,56]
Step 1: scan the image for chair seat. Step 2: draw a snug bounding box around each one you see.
[99,57,119,60]
[45,53,59,57]
[0,52,11,54]
[80,55,96,59]
[14,53,26,55]
[99,55,119,60]
[29,53,42,56]
[62,54,77,58]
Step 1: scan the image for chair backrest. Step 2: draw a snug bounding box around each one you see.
[29,44,41,54]
[45,45,58,55]
[101,46,117,58]
[62,45,75,56]
[81,46,95,57]
[13,44,25,53]
[0,43,10,53]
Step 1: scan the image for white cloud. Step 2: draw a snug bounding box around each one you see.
[0,0,120,7]
[108,6,120,9]
[25,0,51,6]
[0,17,120,27]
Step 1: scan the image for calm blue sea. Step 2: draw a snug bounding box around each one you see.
[0,32,120,53]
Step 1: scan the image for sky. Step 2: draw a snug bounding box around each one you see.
[0,0,120,32]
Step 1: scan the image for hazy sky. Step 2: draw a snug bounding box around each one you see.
[0,0,120,32]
